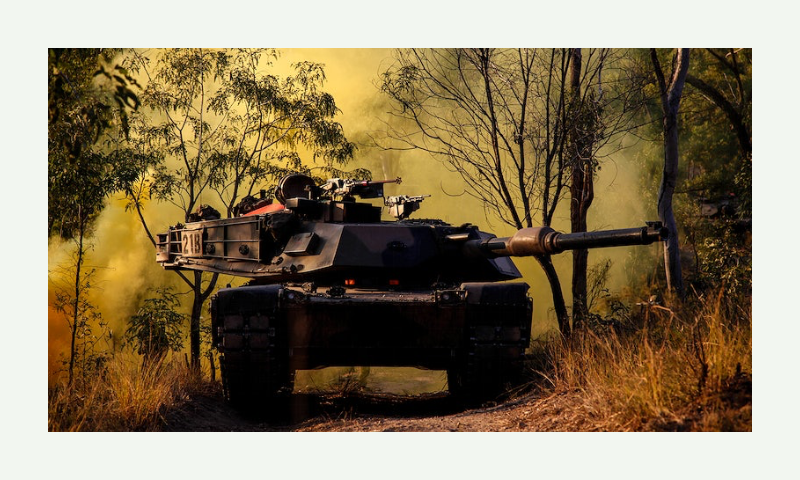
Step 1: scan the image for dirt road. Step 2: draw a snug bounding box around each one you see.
[160,386,597,432]
[159,369,751,432]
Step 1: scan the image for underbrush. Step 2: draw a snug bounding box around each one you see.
[48,354,217,431]
[530,290,752,431]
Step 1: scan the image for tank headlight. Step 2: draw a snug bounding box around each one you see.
[284,291,305,302]
[438,290,462,304]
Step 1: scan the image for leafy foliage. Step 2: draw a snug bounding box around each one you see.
[48,49,142,239]
[691,220,752,298]
[51,262,114,382]
[49,48,144,385]
[125,49,357,219]
[48,49,140,155]
[124,288,185,359]
[630,48,751,298]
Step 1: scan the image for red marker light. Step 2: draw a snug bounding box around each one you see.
[344,279,356,286]
[389,279,400,286]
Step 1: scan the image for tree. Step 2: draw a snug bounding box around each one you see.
[381,48,569,332]
[683,48,751,219]
[566,49,604,326]
[49,48,140,238]
[381,48,641,334]
[49,152,120,386]
[204,54,359,215]
[123,48,356,367]
[567,49,592,325]
[685,49,751,161]
[650,48,690,299]
[48,49,140,385]
[670,49,751,297]
[564,49,653,327]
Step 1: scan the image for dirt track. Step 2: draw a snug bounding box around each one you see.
[160,387,602,432]
[160,370,752,432]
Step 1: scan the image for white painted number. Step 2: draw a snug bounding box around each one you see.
[182,230,203,256]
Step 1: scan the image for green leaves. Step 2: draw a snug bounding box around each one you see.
[129,48,357,218]
[49,49,140,156]
[48,48,144,239]
[124,288,185,359]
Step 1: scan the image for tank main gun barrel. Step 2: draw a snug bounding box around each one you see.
[464,222,667,258]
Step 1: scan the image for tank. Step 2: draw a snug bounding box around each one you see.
[156,174,667,407]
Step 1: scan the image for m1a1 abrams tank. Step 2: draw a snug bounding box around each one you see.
[156,174,666,408]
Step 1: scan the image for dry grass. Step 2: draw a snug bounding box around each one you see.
[48,354,216,431]
[47,291,751,432]
[531,290,752,431]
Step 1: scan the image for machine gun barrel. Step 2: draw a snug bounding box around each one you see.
[465,223,667,258]
[356,177,402,187]
[320,176,402,199]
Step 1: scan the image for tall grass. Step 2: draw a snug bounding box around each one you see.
[532,290,752,431]
[48,354,215,431]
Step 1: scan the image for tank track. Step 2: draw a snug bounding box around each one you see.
[447,284,531,402]
[213,286,291,410]
[447,331,526,401]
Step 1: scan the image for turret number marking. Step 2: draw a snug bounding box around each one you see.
[182,230,203,256]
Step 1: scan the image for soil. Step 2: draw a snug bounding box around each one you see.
[160,387,556,432]
[159,373,752,432]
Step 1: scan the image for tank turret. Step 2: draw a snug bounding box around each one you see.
[155,174,666,408]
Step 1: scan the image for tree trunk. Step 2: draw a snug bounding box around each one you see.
[659,110,686,298]
[188,270,219,370]
[652,48,690,299]
[190,271,203,369]
[68,207,85,387]
[568,48,595,327]
[535,255,570,336]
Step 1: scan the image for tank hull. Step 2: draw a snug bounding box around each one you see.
[212,283,531,406]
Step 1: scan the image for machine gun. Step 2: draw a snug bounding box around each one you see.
[319,177,402,200]
[385,194,431,220]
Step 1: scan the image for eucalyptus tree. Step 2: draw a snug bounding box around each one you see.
[685,49,751,161]
[650,48,690,299]
[48,48,140,385]
[381,48,640,334]
[564,48,649,325]
[381,48,569,332]
[683,48,751,219]
[124,48,356,367]
[672,49,751,297]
